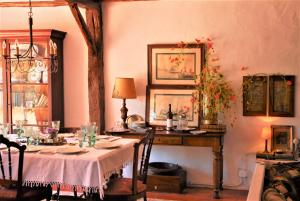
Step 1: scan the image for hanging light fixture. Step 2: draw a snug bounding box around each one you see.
[1,0,58,73]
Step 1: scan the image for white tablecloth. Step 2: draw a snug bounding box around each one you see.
[1,138,138,198]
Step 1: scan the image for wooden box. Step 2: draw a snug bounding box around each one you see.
[147,169,186,193]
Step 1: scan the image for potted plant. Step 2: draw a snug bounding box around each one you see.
[190,38,237,125]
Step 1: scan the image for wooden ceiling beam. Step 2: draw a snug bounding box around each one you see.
[0,0,152,8]
[0,1,68,7]
[65,0,99,9]
[69,3,97,54]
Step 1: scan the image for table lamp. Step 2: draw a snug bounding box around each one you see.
[112,77,136,129]
[261,127,271,153]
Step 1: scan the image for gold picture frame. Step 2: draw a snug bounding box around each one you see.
[145,86,199,127]
[148,44,205,85]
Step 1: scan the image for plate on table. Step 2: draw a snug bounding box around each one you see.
[25,146,42,153]
[94,141,123,149]
[105,129,130,134]
[39,148,56,155]
[96,135,110,140]
[58,133,75,138]
[56,147,86,154]
[173,127,196,132]
[190,130,207,135]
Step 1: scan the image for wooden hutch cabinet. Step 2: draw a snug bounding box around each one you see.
[0,29,66,131]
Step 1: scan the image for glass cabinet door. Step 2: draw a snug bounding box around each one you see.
[11,84,49,126]
[10,40,49,126]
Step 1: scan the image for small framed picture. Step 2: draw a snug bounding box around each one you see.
[269,75,295,117]
[243,76,267,116]
[148,43,205,85]
[145,85,200,127]
[271,125,294,153]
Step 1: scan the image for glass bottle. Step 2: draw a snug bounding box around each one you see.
[166,104,173,131]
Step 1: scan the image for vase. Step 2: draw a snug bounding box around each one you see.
[202,112,218,125]
[202,95,218,125]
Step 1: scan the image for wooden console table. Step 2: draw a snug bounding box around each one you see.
[110,129,225,199]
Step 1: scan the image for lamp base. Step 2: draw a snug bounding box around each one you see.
[263,139,269,153]
[120,99,128,129]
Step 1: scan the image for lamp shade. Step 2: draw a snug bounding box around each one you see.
[261,127,271,140]
[112,77,137,99]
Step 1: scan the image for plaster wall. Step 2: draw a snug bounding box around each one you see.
[103,0,300,189]
[0,6,89,126]
[0,0,299,190]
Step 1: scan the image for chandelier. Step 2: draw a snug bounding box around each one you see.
[1,0,58,73]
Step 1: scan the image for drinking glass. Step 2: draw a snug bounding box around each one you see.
[177,115,188,129]
[87,122,97,147]
[113,120,123,132]
[1,123,10,137]
[15,120,24,138]
[23,126,33,145]
[80,125,89,144]
[51,121,60,132]
[76,130,84,148]
[51,121,60,140]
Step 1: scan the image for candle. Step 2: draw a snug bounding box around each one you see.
[49,40,54,55]
[2,41,7,56]
[53,43,57,56]
[15,40,19,56]
[44,46,48,58]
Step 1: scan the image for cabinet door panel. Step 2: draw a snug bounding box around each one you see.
[11,84,49,125]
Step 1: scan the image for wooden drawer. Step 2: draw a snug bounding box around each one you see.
[154,136,182,145]
[147,169,186,193]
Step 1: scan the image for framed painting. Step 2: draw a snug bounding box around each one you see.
[145,86,200,127]
[271,125,294,153]
[148,43,205,85]
[269,75,295,117]
[243,76,267,116]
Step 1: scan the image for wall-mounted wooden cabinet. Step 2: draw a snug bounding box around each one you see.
[0,29,66,131]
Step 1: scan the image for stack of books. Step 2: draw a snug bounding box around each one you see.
[256,151,295,160]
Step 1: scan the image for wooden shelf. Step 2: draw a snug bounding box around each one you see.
[11,82,48,86]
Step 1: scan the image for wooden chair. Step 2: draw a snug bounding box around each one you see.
[0,135,52,201]
[103,128,155,201]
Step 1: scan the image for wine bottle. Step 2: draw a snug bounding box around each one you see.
[166,104,173,131]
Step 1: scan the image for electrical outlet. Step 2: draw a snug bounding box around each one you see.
[239,169,247,178]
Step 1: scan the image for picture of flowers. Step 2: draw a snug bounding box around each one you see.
[146,88,199,127]
[148,44,205,85]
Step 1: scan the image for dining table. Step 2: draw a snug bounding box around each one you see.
[0,134,139,199]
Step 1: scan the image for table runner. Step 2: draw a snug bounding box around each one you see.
[0,138,138,199]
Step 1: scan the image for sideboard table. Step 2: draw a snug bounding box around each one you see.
[109,128,225,199]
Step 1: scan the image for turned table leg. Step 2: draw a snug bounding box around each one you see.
[219,143,224,191]
[213,150,221,199]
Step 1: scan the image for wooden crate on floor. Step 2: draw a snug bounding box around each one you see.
[147,169,187,193]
